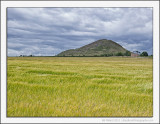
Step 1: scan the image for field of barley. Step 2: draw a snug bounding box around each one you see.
[7,57,153,117]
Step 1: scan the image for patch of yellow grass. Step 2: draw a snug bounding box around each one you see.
[7,57,153,117]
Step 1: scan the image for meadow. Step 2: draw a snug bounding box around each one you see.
[7,57,153,117]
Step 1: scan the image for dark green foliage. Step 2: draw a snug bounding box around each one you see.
[134,51,141,54]
[124,51,131,56]
[140,51,148,56]
[19,55,33,57]
[116,52,123,56]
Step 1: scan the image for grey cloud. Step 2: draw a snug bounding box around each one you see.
[7,8,153,56]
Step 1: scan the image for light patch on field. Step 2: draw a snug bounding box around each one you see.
[37,74,52,76]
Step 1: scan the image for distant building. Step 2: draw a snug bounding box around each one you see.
[131,51,140,57]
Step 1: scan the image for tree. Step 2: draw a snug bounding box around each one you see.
[108,53,113,56]
[140,51,148,56]
[116,52,123,56]
[104,54,108,57]
[134,51,141,54]
[124,51,131,56]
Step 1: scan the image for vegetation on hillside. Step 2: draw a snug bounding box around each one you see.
[57,39,129,57]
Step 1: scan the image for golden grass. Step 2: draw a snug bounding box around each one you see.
[7,57,153,117]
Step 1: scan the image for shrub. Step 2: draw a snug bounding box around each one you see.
[116,52,123,56]
[124,51,131,56]
[140,51,148,56]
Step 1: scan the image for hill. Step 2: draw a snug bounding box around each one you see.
[57,39,130,57]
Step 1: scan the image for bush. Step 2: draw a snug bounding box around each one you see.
[116,52,123,56]
[124,51,131,56]
[140,51,148,56]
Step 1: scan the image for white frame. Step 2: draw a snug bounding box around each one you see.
[1,1,159,123]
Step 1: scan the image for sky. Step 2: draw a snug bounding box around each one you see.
[7,8,153,56]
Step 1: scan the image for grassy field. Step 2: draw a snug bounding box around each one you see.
[7,57,153,117]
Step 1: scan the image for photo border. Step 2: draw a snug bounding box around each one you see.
[1,0,159,123]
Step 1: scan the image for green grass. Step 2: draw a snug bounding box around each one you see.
[7,57,153,117]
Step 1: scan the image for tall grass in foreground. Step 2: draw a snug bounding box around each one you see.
[7,57,153,117]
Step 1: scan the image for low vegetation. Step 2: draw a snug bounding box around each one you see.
[7,57,153,117]
[140,51,148,56]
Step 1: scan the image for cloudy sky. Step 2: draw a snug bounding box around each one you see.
[7,8,153,56]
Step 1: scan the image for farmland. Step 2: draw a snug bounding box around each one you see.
[7,57,153,117]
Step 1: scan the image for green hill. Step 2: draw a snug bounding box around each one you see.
[57,39,130,57]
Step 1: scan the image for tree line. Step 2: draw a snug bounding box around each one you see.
[19,51,150,57]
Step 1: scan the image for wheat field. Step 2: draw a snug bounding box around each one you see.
[7,57,153,117]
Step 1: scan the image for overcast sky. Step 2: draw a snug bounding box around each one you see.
[7,8,153,56]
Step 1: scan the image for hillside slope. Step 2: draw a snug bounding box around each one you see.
[57,39,129,56]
